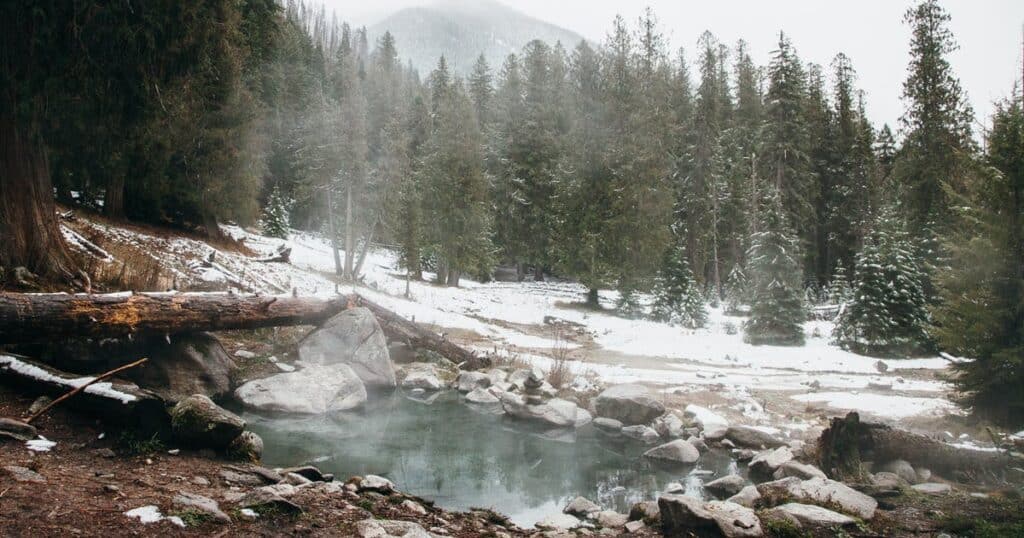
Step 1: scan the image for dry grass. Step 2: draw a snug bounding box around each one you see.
[546,328,575,389]
[84,240,174,292]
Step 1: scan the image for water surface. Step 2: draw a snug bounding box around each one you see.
[237,391,743,527]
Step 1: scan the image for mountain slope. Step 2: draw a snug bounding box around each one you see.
[368,0,586,75]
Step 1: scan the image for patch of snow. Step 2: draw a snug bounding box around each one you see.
[0,355,137,403]
[124,506,185,527]
[791,392,958,420]
[26,436,57,452]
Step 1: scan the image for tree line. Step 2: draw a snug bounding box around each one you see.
[0,0,1020,426]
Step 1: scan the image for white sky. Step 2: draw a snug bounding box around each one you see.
[330,0,1024,132]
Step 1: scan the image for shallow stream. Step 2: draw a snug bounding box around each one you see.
[235,391,744,527]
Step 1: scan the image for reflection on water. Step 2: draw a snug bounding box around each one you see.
[234,391,744,527]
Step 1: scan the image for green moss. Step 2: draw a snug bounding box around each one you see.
[172,509,213,527]
[117,431,164,455]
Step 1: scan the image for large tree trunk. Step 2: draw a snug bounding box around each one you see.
[343,183,354,280]
[326,187,342,275]
[585,288,600,309]
[0,109,75,280]
[817,412,1017,482]
[0,291,349,344]
[104,174,125,218]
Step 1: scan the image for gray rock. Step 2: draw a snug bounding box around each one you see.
[402,369,442,391]
[500,393,580,428]
[360,475,395,493]
[173,491,231,523]
[400,499,427,515]
[3,465,45,483]
[536,512,581,531]
[0,418,37,442]
[624,520,645,533]
[506,368,532,389]
[665,482,685,494]
[757,477,877,520]
[915,467,932,483]
[773,461,827,481]
[457,371,492,393]
[387,342,417,364]
[871,472,907,491]
[234,364,367,414]
[574,408,594,428]
[629,501,660,523]
[27,396,52,417]
[725,426,786,449]
[643,439,700,464]
[170,395,245,448]
[299,307,395,388]
[594,510,628,528]
[688,437,709,453]
[658,495,763,537]
[227,431,263,461]
[877,459,918,484]
[726,486,761,508]
[125,333,237,402]
[283,466,326,482]
[594,417,624,433]
[237,489,303,515]
[284,472,313,486]
[622,425,660,444]
[563,496,601,517]
[765,503,856,528]
[594,384,665,425]
[486,368,509,384]
[653,413,686,439]
[749,446,794,476]
[704,474,747,499]
[355,518,433,538]
[912,482,951,495]
[465,387,500,404]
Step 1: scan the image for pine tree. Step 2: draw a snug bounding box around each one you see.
[828,264,851,304]
[835,208,930,357]
[932,96,1024,426]
[652,241,707,328]
[262,186,291,239]
[744,187,806,346]
[724,263,750,315]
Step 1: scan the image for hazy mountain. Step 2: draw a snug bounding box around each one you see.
[368,0,586,76]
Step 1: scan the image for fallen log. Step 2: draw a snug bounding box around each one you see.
[0,291,348,344]
[26,357,148,424]
[0,290,489,370]
[353,295,491,371]
[818,412,1018,482]
[0,353,168,433]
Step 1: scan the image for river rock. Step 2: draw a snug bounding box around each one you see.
[238,489,303,515]
[575,408,593,428]
[594,417,624,433]
[457,371,491,392]
[684,404,729,440]
[3,465,45,483]
[235,364,367,414]
[387,342,417,364]
[594,510,629,528]
[629,501,660,523]
[465,387,500,404]
[749,446,794,476]
[653,413,687,439]
[0,418,37,442]
[622,425,660,444]
[125,333,237,402]
[877,459,918,484]
[499,393,580,428]
[704,474,747,498]
[359,475,395,493]
[564,496,601,517]
[355,519,432,538]
[536,512,581,531]
[727,486,761,508]
[757,477,877,520]
[173,492,231,523]
[773,461,826,481]
[299,307,395,388]
[401,369,442,391]
[227,431,263,461]
[642,439,700,464]
[725,426,786,449]
[594,384,665,425]
[765,503,856,528]
[911,482,951,495]
[658,495,763,537]
[170,395,245,448]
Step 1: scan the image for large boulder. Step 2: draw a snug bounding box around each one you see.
[725,426,786,449]
[170,395,245,448]
[123,333,237,402]
[355,518,431,538]
[658,495,763,537]
[877,459,918,484]
[643,439,700,464]
[727,486,761,508]
[456,371,491,392]
[500,393,580,428]
[299,307,395,388]
[564,496,601,518]
[748,446,794,477]
[401,369,442,391]
[594,384,665,425]
[234,364,367,414]
[757,477,877,520]
[763,503,856,528]
[773,461,827,481]
[704,474,747,499]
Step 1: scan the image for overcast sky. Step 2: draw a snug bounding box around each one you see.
[331,0,1024,132]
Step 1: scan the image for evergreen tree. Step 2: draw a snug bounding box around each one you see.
[744,187,806,346]
[835,208,930,356]
[932,96,1024,426]
[828,264,852,304]
[724,263,750,315]
[652,241,707,328]
[262,185,292,239]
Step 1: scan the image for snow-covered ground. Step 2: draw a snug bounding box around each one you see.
[66,218,962,434]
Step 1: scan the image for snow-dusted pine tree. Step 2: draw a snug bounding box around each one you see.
[744,188,806,346]
[261,185,291,239]
[828,264,852,304]
[616,284,644,320]
[652,243,707,328]
[834,208,930,356]
[723,264,750,315]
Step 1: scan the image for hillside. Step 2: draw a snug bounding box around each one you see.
[368,0,586,75]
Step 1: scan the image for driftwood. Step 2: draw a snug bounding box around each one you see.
[255,244,291,264]
[25,357,148,424]
[0,353,167,432]
[0,291,349,344]
[0,291,489,370]
[818,412,1018,481]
